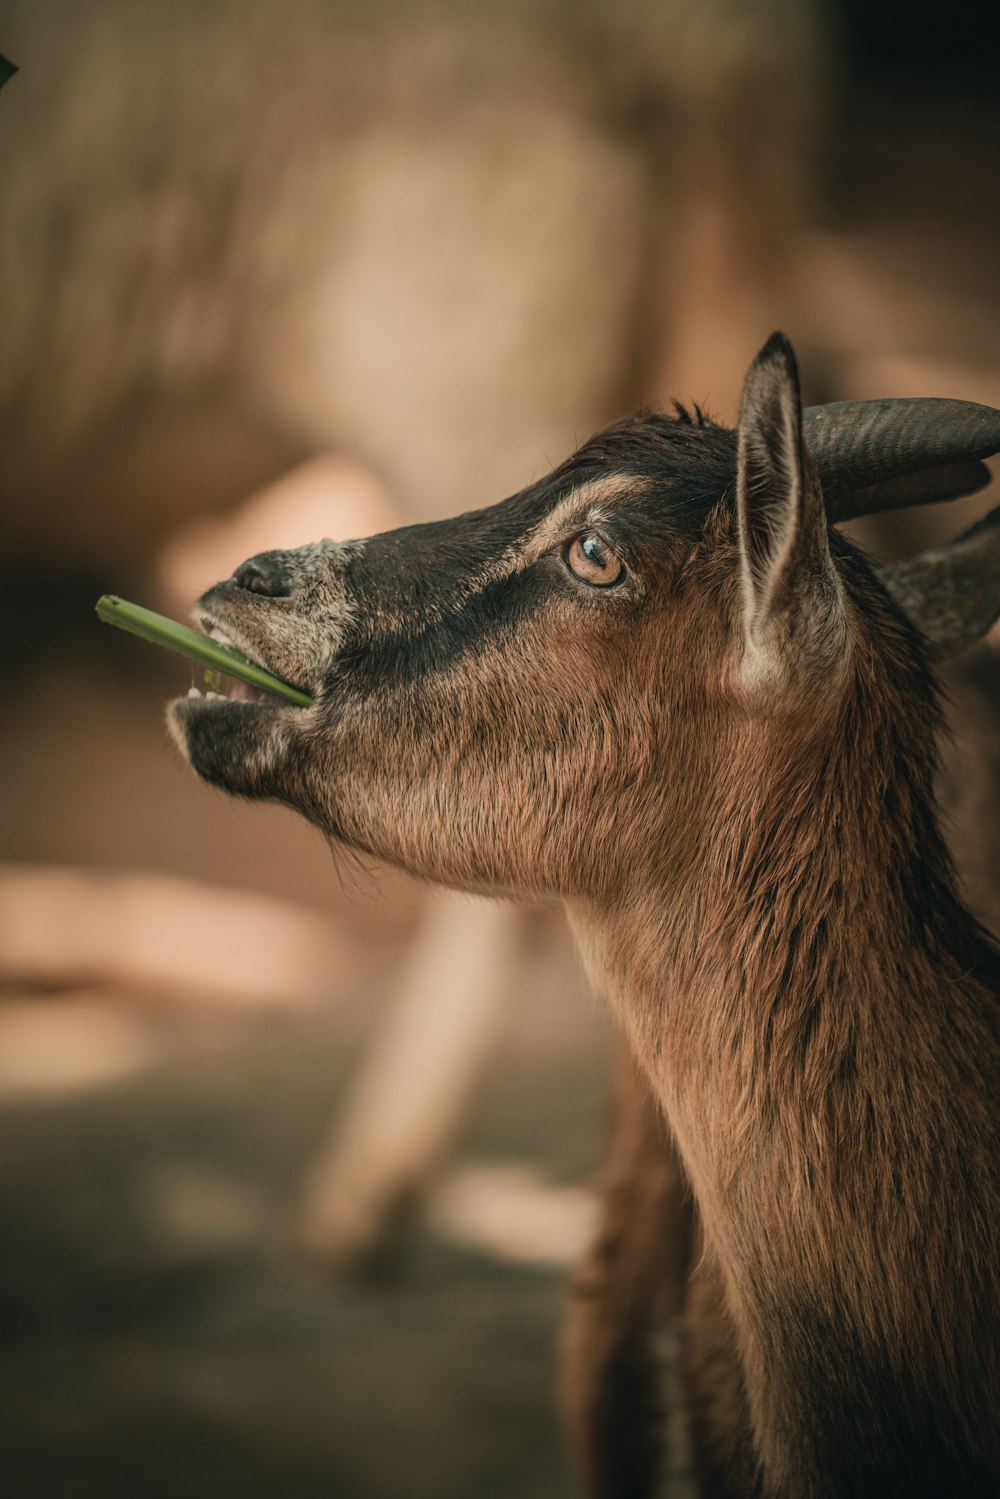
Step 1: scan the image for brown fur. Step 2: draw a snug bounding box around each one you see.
[170,341,1000,1497]
[569,563,1000,1493]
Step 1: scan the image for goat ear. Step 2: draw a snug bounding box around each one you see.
[736,333,846,691]
[876,506,1000,661]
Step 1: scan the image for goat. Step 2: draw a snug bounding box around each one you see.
[170,334,1000,1497]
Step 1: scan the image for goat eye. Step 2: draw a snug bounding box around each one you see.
[566,533,624,588]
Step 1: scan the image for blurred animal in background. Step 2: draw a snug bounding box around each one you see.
[0,0,827,576]
[169,334,1000,1498]
[0,0,836,1277]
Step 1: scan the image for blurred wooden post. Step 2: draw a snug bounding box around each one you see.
[299,890,521,1267]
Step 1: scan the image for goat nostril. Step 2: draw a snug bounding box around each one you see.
[231,562,267,594]
[230,558,289,597]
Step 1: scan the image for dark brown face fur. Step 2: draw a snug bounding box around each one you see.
[169,410,920,901]
[173,415,715,887]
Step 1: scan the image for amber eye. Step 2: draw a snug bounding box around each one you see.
[565,532,625,588]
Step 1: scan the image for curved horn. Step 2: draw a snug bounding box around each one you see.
[804,398,1000,522]
[876,504,1000,660]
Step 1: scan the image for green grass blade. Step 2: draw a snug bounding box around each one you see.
[95,595,314,707]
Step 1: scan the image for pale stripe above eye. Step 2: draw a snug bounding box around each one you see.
[459,476,649,599]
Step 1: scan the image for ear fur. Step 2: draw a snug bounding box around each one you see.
[736,333,847,694]
[876,505,1000,661]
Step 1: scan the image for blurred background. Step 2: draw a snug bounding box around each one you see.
[0,2,997,1495]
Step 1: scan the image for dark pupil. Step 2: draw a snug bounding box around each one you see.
[582,535,606,567]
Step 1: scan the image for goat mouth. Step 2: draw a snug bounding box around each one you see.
[183,619,312,708]
[183,676,285,707]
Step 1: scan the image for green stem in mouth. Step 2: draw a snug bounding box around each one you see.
[94,595,315,707]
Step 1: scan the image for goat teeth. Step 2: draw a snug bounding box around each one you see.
[206,690,223,700]
[187,687,204,698]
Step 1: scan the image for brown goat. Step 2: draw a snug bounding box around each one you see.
[170,335,1000,1497]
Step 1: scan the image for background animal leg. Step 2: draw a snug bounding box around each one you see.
[683,1246,760,1499]
[562,1046,695,1498]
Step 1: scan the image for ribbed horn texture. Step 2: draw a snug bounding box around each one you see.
[829,460,992,522]
[804,399,1000,521]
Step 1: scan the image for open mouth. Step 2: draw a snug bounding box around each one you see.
[185,620,313,708]
[185,675,284,706]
